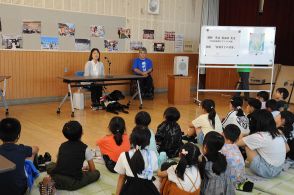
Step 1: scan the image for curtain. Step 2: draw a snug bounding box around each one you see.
[219,0,294,65]
[199,0,219,75]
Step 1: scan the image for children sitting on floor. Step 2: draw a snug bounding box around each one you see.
[135,111,158,157]
[46,121,100,191]
[246,98,262,115]
[220,124,245,186]
[155,107,183,158]
[274,87,290,111]
[266,99,280,119]
[158,143,201,195]
[97,116,130,173]
[187,99,222,145]
[246,98,262,134]
[256,91,269,109]
[0,118,39,195]
[114,125,159,195]
[276,111,294,160]
[237,110,288,178]
[222,96,250,135]
[200,131,236,195]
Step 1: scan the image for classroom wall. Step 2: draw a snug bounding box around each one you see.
[0,50,198,101]
[0,0,203,52]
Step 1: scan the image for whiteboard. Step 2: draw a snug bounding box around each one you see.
[199,26,276,65]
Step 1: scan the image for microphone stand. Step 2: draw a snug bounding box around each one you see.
[105,57,113,78]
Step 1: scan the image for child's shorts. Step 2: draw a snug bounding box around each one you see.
[250,153,282,178]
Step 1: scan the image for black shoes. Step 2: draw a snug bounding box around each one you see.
[142,93,154,100]
[44,152,52,163]
[35,152,52,172]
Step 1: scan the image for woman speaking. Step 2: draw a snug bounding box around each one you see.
[84,48,105,110]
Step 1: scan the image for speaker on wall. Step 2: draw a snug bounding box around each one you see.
[174,56,189,76]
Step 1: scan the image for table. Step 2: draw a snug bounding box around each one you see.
[0,76,11,115]
[57,75,145,117]
[168,75,192,104]
[0,155,16,173]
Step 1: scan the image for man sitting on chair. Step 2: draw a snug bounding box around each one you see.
[132,47,154,99]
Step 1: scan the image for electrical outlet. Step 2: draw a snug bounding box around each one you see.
[64,67,68,73]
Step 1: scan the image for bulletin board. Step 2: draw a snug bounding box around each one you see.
[199,26,276,65]
[0,4,126,51]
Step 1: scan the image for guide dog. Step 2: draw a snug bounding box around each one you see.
[101,90,129,114]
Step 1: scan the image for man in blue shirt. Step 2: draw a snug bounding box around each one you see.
[132,47,154,99]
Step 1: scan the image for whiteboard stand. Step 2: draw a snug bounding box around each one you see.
[194,26,276,104]
[193,48,275,104]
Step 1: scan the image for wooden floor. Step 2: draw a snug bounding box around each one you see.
[0,93,292,161]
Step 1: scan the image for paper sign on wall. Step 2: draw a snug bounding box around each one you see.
[175,34,184,52]
[203,30,241,57]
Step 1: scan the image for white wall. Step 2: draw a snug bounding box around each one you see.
[1,0,202,52]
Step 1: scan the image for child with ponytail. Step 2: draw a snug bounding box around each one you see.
[96,117,130,173]
[200,131,236,195]
[115,125,159,195]
[187,99,222,144]
[222,96,250,135]
[158,143,201,195]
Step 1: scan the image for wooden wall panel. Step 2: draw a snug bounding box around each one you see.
[205,67,239,90]
[0,51,198,100]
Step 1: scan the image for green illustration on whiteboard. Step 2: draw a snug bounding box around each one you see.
[249,33,265,54]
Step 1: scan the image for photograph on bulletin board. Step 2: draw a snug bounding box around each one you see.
[90,25,105,38]
[118,27,131,39]
[154,42,165,52]
[164,31,175,41]
[104,40,118,51]
[2,35,23,49]
[130,41,143,51]
[75,39,91,51]
[143,29,154,39]
[22,21,41,34]
[41,36,59,50]
[58,23,75,37]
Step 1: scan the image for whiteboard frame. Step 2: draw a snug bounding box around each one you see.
[199,26,276,65]
[195,43,275,103]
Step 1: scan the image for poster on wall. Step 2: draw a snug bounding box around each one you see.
[148,0,160,14]
[164,31,175,41]
[75,39,91,51]
[2,35,23,49]
[22,21,41,34]
[130,41,143,50]
[118,27,131,39]
[41,36,59,50]
[175,34,184,52]
[184,41,194,52]
[143,29,154,39]
[249,33,265,55]
[154,42,165,52]
[90,25,105,38]
[104,40,118,51]
[58,23,75,37]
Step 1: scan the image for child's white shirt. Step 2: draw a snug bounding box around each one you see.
[167,165,201,192]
